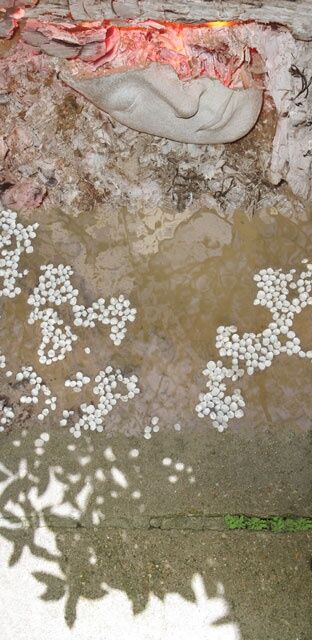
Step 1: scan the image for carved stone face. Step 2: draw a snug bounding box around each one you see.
[61,62,263,144]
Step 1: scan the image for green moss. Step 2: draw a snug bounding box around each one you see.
[224,515,312,532]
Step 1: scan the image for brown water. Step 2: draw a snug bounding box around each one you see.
[0,205,311,435]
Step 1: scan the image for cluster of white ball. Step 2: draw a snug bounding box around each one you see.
[0,209,38,298]
[65,371,91,392]
[69,366,140,438]
[72,294,137,347]
[196,260,311,432]
[16,366,57,421]
[34,432,50,456]
[27,264,78,365]
[32,308,77,365]
[215,325,279,376]
[196,360,246,432]
[253,260,312,361]
[59,408,75,428]
[28,263,78,309]
[0,400,15,431]
[27,263,137,363]
[144,416,160,439]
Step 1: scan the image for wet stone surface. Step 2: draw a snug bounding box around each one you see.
[0,205,311,437]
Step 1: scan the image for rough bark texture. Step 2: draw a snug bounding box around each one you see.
[18,1,312,40]
[0,2,311,212]
[249,26,312,201]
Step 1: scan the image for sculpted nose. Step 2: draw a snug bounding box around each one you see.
[138,65,204,119]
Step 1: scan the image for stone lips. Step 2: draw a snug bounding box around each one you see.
[60,62,263,144]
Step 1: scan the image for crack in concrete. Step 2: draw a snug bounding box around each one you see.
[1,512,311,532]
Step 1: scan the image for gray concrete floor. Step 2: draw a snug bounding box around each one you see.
[0,424,311,639]
[2,526,311,640]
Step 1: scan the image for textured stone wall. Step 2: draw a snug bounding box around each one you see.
[18,1,312,40]
[0,1,311,213]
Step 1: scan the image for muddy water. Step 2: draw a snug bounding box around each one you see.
[0,205,311,435]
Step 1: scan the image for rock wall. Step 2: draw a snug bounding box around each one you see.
[18,1,312,40]
[0,2,311,217]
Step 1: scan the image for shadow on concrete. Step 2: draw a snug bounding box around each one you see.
[0,425,311,639]
[0,426,237,632]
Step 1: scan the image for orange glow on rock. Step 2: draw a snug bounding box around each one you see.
[21,16,264,91]
[110,19,239,32]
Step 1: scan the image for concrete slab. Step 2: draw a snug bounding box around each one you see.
[0,526,311,640]
[0,424,310,527]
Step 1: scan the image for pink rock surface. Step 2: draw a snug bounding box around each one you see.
[22,19,263,89]
[1,179,46,209]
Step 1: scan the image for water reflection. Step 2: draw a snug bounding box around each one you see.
[0,206,310,435]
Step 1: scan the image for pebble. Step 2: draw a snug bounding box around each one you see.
[144,416,160,439]
[27,264,78,365]
[65,371,91,393]
[70,367,140,438]
[27,263,137,364]
[174,422,182,431]
[14,365,56,422]
[73,293,137,346]
[0,209,38,299]
[197,259,311,432]
[0,399,14,431]
[129,448,139,458]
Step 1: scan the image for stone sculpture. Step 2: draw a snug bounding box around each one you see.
[60,62,263,144]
